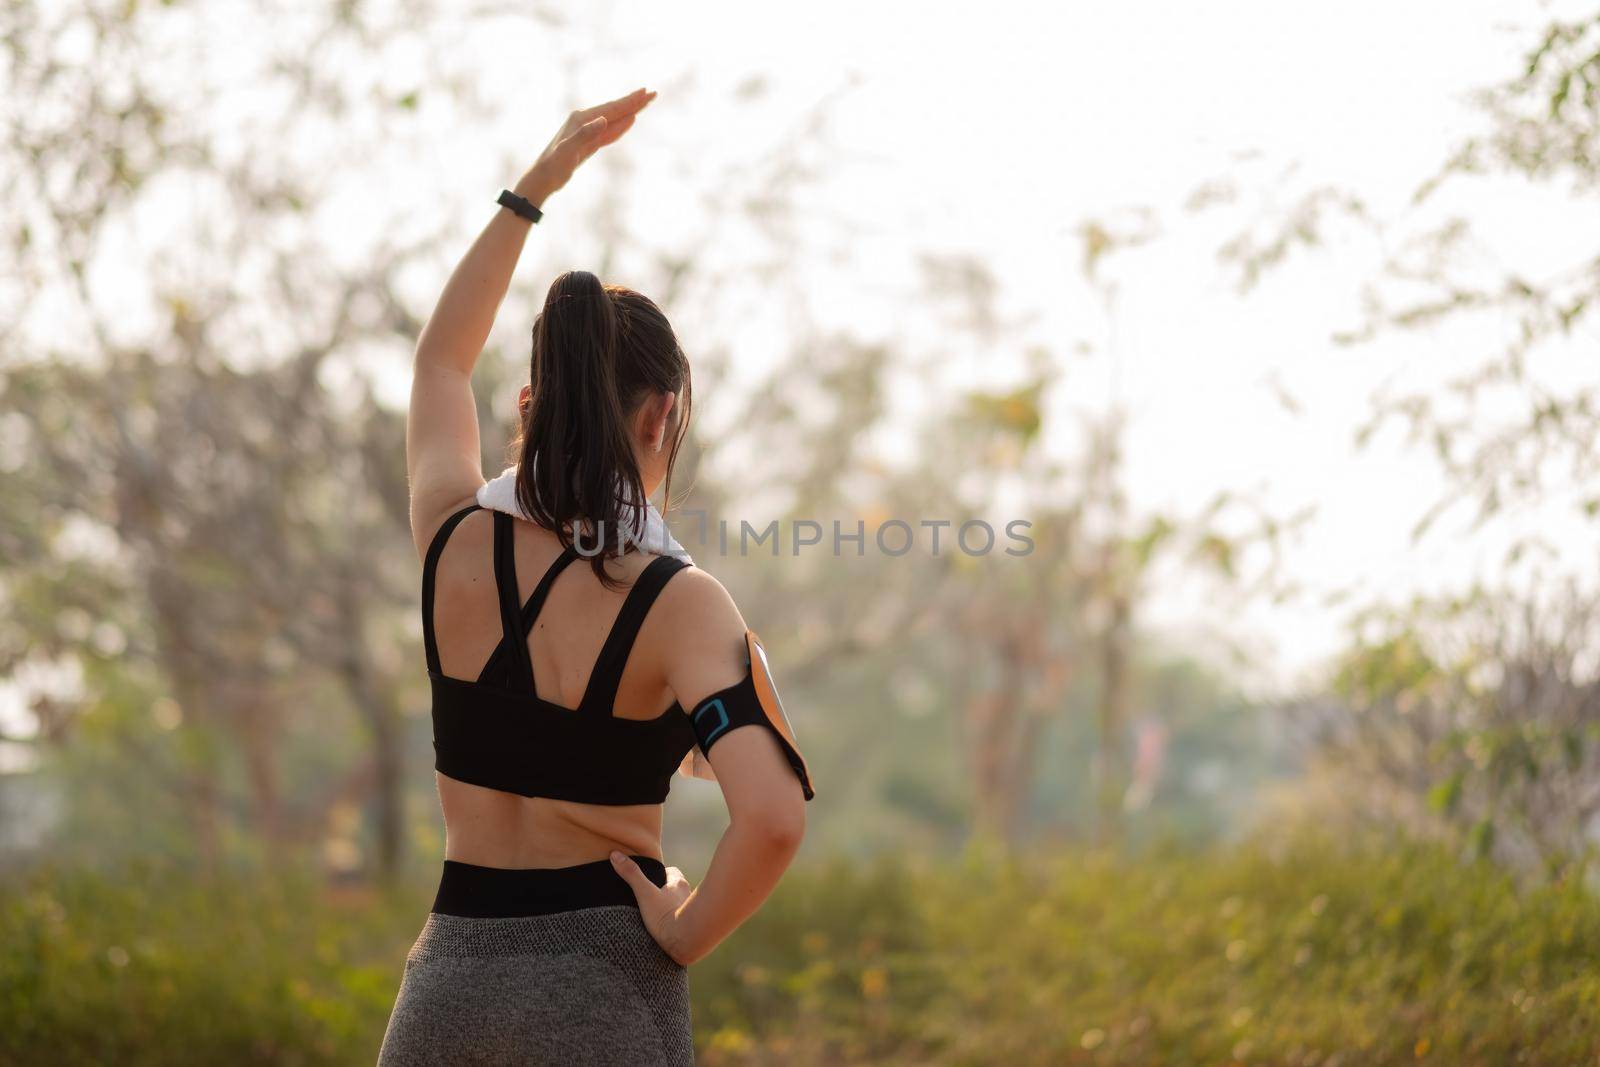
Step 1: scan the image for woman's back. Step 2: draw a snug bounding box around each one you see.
[384,89,811,1064]
[427,507,703,868]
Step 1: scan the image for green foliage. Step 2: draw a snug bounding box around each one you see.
[699,835,1600,1065]
[0,861,422,1067]
[963,383,1045,445]
[1311,585,1600,874]
[5,835,1600,1065]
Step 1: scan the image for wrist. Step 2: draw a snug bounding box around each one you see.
[512,172,554,208]
[666,902,706,966]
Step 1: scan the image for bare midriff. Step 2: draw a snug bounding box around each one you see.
[437,773,665,868]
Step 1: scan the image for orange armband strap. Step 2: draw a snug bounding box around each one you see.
[684,631,814,801]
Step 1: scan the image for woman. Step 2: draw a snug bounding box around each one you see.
[378,87,815,1066]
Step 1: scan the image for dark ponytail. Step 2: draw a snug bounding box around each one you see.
[515,269,691,587]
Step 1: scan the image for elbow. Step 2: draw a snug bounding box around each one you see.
[670,941,710,968]
[749,798,806,856]
[664,942,698,968]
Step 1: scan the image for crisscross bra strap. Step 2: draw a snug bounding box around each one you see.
[578,554,692,715]
[476,536,581,689]
[490,510,539,690]
[422,502,484,675]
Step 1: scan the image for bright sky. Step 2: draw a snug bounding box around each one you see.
[7,0,1593,756]
[542,0,1594,697]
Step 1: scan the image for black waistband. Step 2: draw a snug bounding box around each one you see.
[430,855,668,918]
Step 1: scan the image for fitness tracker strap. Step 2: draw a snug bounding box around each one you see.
[496,189,543,223]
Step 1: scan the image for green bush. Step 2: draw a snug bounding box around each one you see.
[694,836,1600,1066]
[2,835,1598,1066]
[0,861,421,1067]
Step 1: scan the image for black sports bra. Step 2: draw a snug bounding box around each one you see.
[422,503,814,806]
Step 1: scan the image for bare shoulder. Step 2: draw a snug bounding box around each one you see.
[654,564,751,706]
[410,491,484,564]
[658,564,744,628]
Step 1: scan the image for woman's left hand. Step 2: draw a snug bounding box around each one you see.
[514,87,656,206]
[610,851,699,966]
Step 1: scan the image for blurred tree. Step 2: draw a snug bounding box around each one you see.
[0,0,503,877]
[0,0,896,875]
[699,218,1295,848]
[1189,7,1600,875]
[938,368,1277,847]
[1292,582,1600,875]
[1210,7,1600,563]
[1348,11,1600,554]
[941,217,1288,848]
[0,0,1294,876]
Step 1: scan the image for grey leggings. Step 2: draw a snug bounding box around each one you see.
[377,860,693,1066]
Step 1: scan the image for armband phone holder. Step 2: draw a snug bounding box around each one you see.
[679,630,814,801]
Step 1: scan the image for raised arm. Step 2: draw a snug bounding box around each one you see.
[406,87,657,557]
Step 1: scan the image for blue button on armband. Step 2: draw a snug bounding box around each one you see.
[692,698,731,746]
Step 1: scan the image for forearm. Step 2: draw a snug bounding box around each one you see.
[669,817,802,966]
[413,173,552,377]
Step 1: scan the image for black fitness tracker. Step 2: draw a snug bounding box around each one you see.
[496,189,543,223]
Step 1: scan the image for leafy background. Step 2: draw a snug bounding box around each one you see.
[3,1,1599,1064]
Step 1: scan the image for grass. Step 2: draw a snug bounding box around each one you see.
[2,834,1597,1065]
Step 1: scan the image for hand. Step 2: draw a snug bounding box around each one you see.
[610,850,698,966]
[515,87,657,206]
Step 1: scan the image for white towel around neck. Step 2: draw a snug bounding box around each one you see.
[475,465,694,565]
